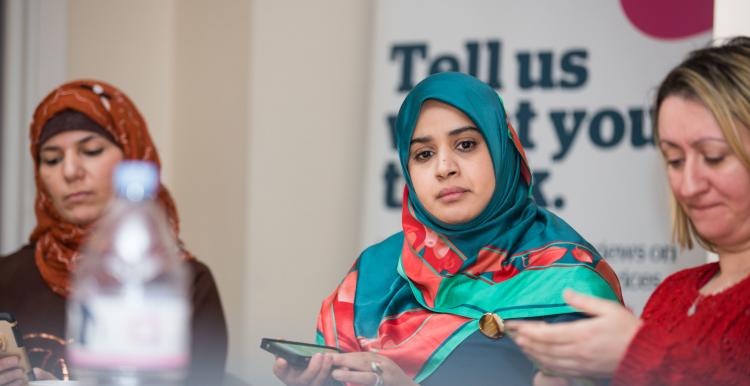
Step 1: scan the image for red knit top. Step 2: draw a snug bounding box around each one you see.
[613,263,750,386]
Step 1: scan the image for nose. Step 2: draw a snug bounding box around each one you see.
[62,152,84,182]
[435,151,458,180]
[676,156,708,198]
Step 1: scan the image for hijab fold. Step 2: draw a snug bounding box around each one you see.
[318,72,621,382]
[29,79,187,297]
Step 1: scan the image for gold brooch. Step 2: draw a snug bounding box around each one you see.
[478,312,504,339]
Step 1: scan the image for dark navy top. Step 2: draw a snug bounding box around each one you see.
[421,313,584,386]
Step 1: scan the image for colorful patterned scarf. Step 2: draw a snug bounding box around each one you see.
[29,79,189,297]
[317,72,622,382]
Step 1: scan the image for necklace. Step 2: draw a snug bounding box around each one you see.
[687,292,714,316]
[687,273,748,316]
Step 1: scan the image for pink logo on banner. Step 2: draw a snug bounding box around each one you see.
[620,0,713,40]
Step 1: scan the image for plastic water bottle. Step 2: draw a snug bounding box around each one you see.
[67,161,190,386]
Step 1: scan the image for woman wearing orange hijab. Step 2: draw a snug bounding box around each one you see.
[0,80,228,385]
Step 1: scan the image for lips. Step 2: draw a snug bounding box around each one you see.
[437,187,469,202]
[64,191,94,204]
[687,202,721,211]
[685,203,723,217]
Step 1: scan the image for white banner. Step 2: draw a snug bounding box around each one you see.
[361,0,711,313]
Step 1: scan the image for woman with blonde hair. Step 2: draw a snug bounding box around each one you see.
[509,37,750,386]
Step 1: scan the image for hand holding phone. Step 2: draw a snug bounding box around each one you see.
[261,338,342,368]
[0,313,35,381]
[266,338,344,386]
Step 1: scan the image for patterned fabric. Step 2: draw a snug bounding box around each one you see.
[28,79,189,297]
[318,72,622,382]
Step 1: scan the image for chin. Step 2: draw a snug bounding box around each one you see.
[692,220,726,237]
[437,212,478,225]
[62,211,100,227]
[693,227,734,246]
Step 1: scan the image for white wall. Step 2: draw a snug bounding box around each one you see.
[714,0,750,39]
[67,0,178,183]
[244,1,371,384]
[171,0,251,378]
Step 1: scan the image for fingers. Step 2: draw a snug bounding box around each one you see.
[0,357,19,371]
[273,354,333,386]
[563,289,623,317]
[331,353,384,386]
[332,367,381,386]
[507,319,585,346]
[310,354,334,386]
[518,337,578,362]
[506,291,634,381]
[272,357,290,380]
[330,352,377,371]
[506,291,627,345]
[525,343,614,378]
[298,354,329,385]
[33,367,59,380]
[506,319,596,378]
[0,356,25,386]
[533,372,570,386]
[505,319,545,333]
[512,329,595,377]
[525,350,591,377]
[0,367,25,386]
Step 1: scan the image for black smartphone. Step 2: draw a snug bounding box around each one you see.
[0,313,35,381]
[261,338,342,368]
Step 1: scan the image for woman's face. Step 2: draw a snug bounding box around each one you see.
[407,100,495,225]
[39,130,123,226]
[658,96,750,251]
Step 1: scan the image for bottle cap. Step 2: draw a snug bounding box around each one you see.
[114,161,159,201]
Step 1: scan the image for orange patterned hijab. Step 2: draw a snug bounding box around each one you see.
[29,79,186,297]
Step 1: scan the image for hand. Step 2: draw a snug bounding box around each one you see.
[33,367,58,381]
[0,356,28,386]
[331,352,417,386]
[533,372,569,386]
[273,353,334,386]
[506,289,642,378]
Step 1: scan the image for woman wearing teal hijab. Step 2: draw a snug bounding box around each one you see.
[274,72,621,386]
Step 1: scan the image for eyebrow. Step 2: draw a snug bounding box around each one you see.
[410,126,481,146]
[40,134,99,152]
[658,137,727,149]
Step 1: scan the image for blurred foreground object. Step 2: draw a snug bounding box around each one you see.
[67,161,190,386]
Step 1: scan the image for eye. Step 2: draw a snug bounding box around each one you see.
[83,147,104,157]
[411,149,435,162]
[665,158,684,169]
[660,148,683,169]
[704,155,725,165]
[413,149,434,162]
[456,139,476,152]
[41,156,62,166]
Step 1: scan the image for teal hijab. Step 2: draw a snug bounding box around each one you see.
[397,71,539,267]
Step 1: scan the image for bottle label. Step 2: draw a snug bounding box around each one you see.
[69,294,189,370]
